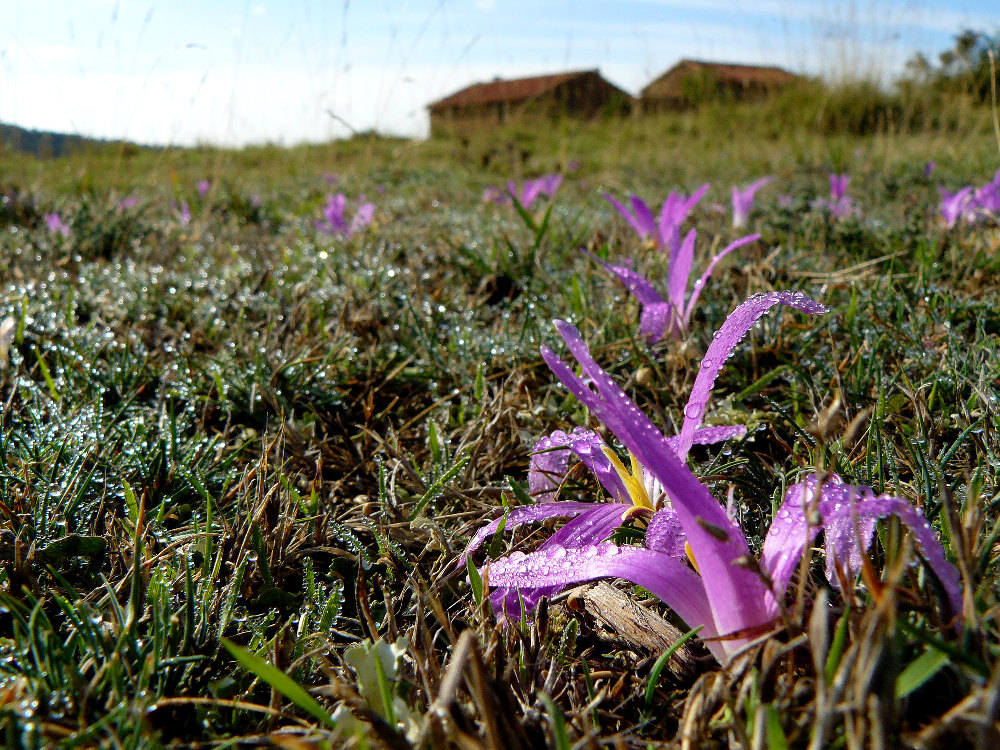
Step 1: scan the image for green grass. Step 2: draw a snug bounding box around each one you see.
[0,102,999,748]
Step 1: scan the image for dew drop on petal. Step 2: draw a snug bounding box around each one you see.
[685,403,704,420]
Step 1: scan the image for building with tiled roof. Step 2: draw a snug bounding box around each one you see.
[641,59,801,111]
[427,70,633,136]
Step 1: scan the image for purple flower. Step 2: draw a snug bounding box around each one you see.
[323,172,339,186]
[813,173,856,218]
[939,171,1000,227]
[939,186,973,228]
[968,170,1000,222]
[924,161,936,178]
[484,175,562,208]
[482,185,505,204]
[315,192,375,238]
[829,173,849,201]
[197,180,211,197]
[604,184,709,252]
[508,174,562,208]
[463,293,962,661]
[731,177,773,228]
[44,212,70,237]
[584,231,761,341]
[119,196,139,211]
[175,200,191,225]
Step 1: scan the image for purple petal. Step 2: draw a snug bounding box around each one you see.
[458,501,610,564]
[939,186,973,228]
[667,228,697,314]
[542,322,775,640]
[582,250,665,308]
[683,183,711,216]
[761,475,962,620]
[759,478,826,597]
[681,233,761,327]
[732,177,773,228]
[521,179,544,207]
[323,193,348,232]
[581,249,673,342]
[483,543,724,658]
[645,506,687,558]
[820,483,962,618]
[665,425,746,453]
[483,502,632,621]
[629,195,657,239]
[674,291,828,461]
[732,186,751,228]
[830,174,850,200]
[349,202,375,236]
[528,428,628,502]
[542,502,631,551]
[639,302,673,343]
[604,193,647,239]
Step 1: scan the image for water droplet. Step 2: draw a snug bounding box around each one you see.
[685,403,703,420]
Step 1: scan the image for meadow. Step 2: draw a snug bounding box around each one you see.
[1,97,1000,748]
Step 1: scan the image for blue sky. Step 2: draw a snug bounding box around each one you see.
[1,1,996,146]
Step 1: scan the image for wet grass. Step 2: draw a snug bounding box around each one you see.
[0,118,999,748]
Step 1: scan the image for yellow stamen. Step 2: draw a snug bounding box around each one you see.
[685,542,700,574]
[620,505,652,523]
[601,446,654,510]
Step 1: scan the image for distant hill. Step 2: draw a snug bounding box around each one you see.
[0,122,142,157]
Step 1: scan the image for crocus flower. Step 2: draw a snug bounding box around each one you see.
[924,161,936,178]
[463,292,962,661]
[938,171,1000,227]
[731,177,773,228]
[315,192,375,238]
[175,200,191,225]
[939,186,974,229]
[814,173,856,218]
[604,184,709,252]
[583,231,761,341]
[968,170,1000,222]
[196,180,211,197]
[44,212,70,237]
[489,174,563,208]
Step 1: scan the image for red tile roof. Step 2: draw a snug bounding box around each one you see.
[428,70,599,110]
[642,59,799,97]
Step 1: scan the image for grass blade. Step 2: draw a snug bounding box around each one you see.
[222,638,336,729]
